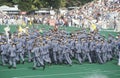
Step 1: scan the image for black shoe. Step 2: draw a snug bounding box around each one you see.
[89,62,92,64]
[17,61,20,64]
[69,64,72,66]
[22,61,25,64]
[8,66,12,69]
[13,67,16,69]
[55,62,57,65]
[43,65,45,70]
[32,67,36,70]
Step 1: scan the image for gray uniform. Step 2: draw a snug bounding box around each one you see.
[101,41,107,63]
[42,44,51,63]
[16,42,24,63]
[82,41,92,63]
[1,44,8,65]
[107,42,113,60]
[75,42,82,64]
[95,41,103,64]
[32,46,44,69]
[52,40,58,64]
[8,45,16,68]
[62,43,72,65]
[26,39,34,62]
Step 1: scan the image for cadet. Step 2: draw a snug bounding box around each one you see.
[42,41,51,64]
[51,39,58,64]
[57,40,63,64]
[89,38,96,63]
[82,39,92,63]
[1,42,8,65]
[16,41,25,64]
[75,40,82,64]
[62,42,72,66]
[8,43,17,69]
[26,38,34,62]
[32,43,45,70]
[101,40,107,63]
[95,40,103,64]
[107,41,113,61]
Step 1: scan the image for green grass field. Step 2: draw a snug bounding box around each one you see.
[0,24,118,38]
[0,25,120,78]
[0,60,120,78]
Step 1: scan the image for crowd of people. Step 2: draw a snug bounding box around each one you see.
[0,26,120,70]
[0,0,120,31]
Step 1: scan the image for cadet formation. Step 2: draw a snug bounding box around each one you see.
[0,26,120,70]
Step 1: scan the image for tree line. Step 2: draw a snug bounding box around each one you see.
[0,0,93,11]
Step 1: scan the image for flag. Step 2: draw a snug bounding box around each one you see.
[91,23,96,31]
[4,26,10,32]
[22,21,26,27]
[29,20,32,25]
[18,26,23,33]
[39,29,43,33]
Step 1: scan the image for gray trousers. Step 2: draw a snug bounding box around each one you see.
[43,53,51,63]
[58,51,63,63]
[9,57,16,67]
[28,50,32,62]
[63,53,72,65]
[96,53,103,64]
[102,52,107,63]
[83,52,92,63]
[107,51,112,60]
[1,55,6,65]
[33,57,44,68]
[53,52,57,63]
[75,53,82,64]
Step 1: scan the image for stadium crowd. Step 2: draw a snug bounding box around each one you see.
[0,0,120,30]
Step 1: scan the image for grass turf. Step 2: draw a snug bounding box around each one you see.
[0,24,118,38]
[0,60,120,78]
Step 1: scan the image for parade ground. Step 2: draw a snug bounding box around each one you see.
[0,60,120,78]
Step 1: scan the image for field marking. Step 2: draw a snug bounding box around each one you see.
[0,67,92,72]
[0,64,94,72]
[12,70,120,78]
[99,30,117,32]
[0,68,27,72]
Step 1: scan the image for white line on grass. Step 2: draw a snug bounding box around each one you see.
[12,70,120,78]
[0,68,27,72]
[99,30,117,32]
[0,64,93,72]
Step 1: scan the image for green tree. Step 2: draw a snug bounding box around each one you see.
[12,0,20,4]
[0,0,94,11]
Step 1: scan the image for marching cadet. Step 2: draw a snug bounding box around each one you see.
[95,39,103,64]
[26,38,34,62]
[70,38,75,58]
[101,39,108,63]
[8,43,17,69]
[89,38,96,63]
[42,41,51,64]
[57,40,63,64]
[75,39,83,64]
[82,38,92,63]
[16,40,25,64]
[62,41,72,66]
[117,37,120,65]
[107,40,113,61]
[1,42,8,66]
[51,39,58,64]
[32,43,45,70]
